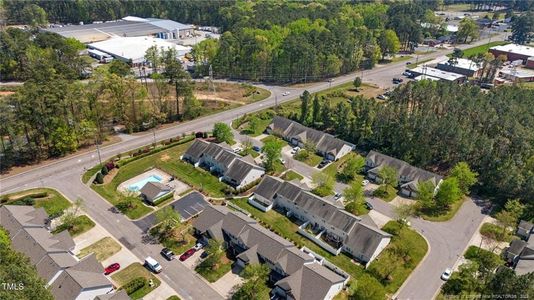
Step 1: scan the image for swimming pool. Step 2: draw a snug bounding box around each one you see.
[128,175,163,192]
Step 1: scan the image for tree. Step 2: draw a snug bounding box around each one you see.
[311,172,335,196]
[262,139,283,172]
[311,95,321,125]
[511,12,534,45]
[457,18,480,43]
[349,275,386,300]
[353,77,362,89]
[340,156,365,182]
[154,206,181,241]
[232,264,270,300]
[394,203,416,223]
[108,60,131,77]
[212,122,233,144]
[378,165,398,187]
[343,180,364,204]
[448,48,464,65]
[300,90,312,124]
[486,267,534,297]
[441,261,481,295]
[495,199,525,232]
[435,177,462,209]
[21,4,47,27]
[95,172,104,184]
[378,29,401,60]
[450,162,478,194]
[416,180,436,210]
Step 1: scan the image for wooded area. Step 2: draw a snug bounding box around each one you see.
[291,81,534,212]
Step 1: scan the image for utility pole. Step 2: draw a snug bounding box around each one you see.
[95,141,102,165]
[208,64,216,94]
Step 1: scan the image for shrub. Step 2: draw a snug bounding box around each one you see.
[105,161,115,170]
[203,132,208,138]
[29,192,48,198]
[0,196,8,203]
[195,132,204,138]
[101,165,109,175]
[123,277,147,295]
[480,222,513,242]
[95,172,104,184]
[12,197,35,206]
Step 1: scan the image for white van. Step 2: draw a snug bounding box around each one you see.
[144,257,162,273]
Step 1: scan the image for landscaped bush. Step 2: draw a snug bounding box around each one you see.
[95,172,104,184]
[105,161,115,170]
[101,165,109,175]
[480,222,513,242]
[117,136,193,167]
[464,245,503,264]
[373,185,397,202]
[12,197,35,206]
[294,149,310,161]
[122,277,147,295]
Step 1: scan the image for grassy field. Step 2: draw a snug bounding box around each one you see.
[1,188,72,217]
[53,215,95,237]
[150,223,196,256]
[294,150,323,167]
[479,222,514,242]
[453,41,509,58]
[82,163,103,184]
[77,237,122,261]
[111,263,161,299]
[281,170,304,181]
[464,245,503,264]
[407,58,434,69]
[322,152,365,183]
[195,254,233,282]
[368,221,428,293]
[92,138,229,219]
[372,185,398,202]
[421,197,466,222]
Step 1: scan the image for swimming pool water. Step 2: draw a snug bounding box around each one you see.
[128,175,163,191]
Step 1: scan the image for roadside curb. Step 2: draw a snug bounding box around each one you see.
[392,225,432,299]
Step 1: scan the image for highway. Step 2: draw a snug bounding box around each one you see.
[0,32,505,300]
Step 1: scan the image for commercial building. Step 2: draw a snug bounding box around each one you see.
[87,36,191,65]
[365,151,443,198]
[436,58,482,77]
[194,205,349,300]
[490,44,534,63]
[47,16,194,43]
[266,116,355,161]
[410,66,467,83]
[248,176,391,267]
[498,66,534,83]
[182,139,265,190]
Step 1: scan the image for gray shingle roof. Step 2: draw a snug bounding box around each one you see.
[183,139,210,162]
[275,263,345,300]
[269,116,354,157]
[193,205,230,241]
[238,223,293,263]
[508,240,527,256]
[11,228,74,265]
[253,176,284,205]
[139,181,172,200]
[0,205,48,237]
[222,211,256,238]
[276,247,314,275]
[225,159,262,184]
[519,220,534,233]
[35,253,77,284]
[95,290,131,300]
[344,223,391,261]
[366,150,443,186]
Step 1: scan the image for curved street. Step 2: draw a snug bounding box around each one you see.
[0,32,503,300]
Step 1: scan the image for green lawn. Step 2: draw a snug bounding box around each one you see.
[150,223,197,256]
[52,215,95,237]
[479,222,514,242]
[239,148,260,158]
[294,150,323,167]
[421,197,465,222]
[260,135,286,145]
[368,221,428,293]
[167,296,181,300]
[77,237,122,261]
[195,254,233,282]
[372,185,397,202]
[82,163,103,184]
[453,41,509,58]
[281,170,304,181]
[322,152,364,183]
[91,138,229,219]
[112,263,161,300]
[240,118,272,137]
[464,245,503,265]
[2,188,72,217]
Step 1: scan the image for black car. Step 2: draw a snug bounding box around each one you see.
[252,146,261,152]
[200,251,209,259]
[365,202,374,210]
[160,248,175,261]
[317,160,329,169]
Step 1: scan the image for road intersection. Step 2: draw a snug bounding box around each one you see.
[0,33,504,300]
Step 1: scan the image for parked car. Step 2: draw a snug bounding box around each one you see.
[144,257,162,273]
[280,158,286,164]
[392,77,403,84]
[282,91,291,96]
[406,61,413,65]
[160,248,175,261]
[104,263,120,275]
[233,147,243,153]
[317,160,329,169]
[362,179,369,186]
[193,243,204,251]
[441,268,452,281]
[252,146,261,152]
[200,251,209,259]
[334,192,342,200]
[365,202,374,210]
[377,94,389,100]
[402,71,412,77]
[179,249,197,261]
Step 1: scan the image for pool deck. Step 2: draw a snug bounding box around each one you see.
[117,168,172,194]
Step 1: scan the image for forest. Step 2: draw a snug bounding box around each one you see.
[0,28,201,171]
[291,81,534,213]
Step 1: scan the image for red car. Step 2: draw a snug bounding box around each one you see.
[104,263,120,275]
[179,249,196,261]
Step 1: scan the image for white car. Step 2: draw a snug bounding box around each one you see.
[233,147,243,153]
[280,158,286,164]
[144,257,162,273]
[282,91,291,96]
[441,268,452,281]
[193,243,203,251]
[362,180,369,186]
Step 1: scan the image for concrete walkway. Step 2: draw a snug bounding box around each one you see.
[211,266,244,298]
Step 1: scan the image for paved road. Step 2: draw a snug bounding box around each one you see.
[0,33,503,300]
